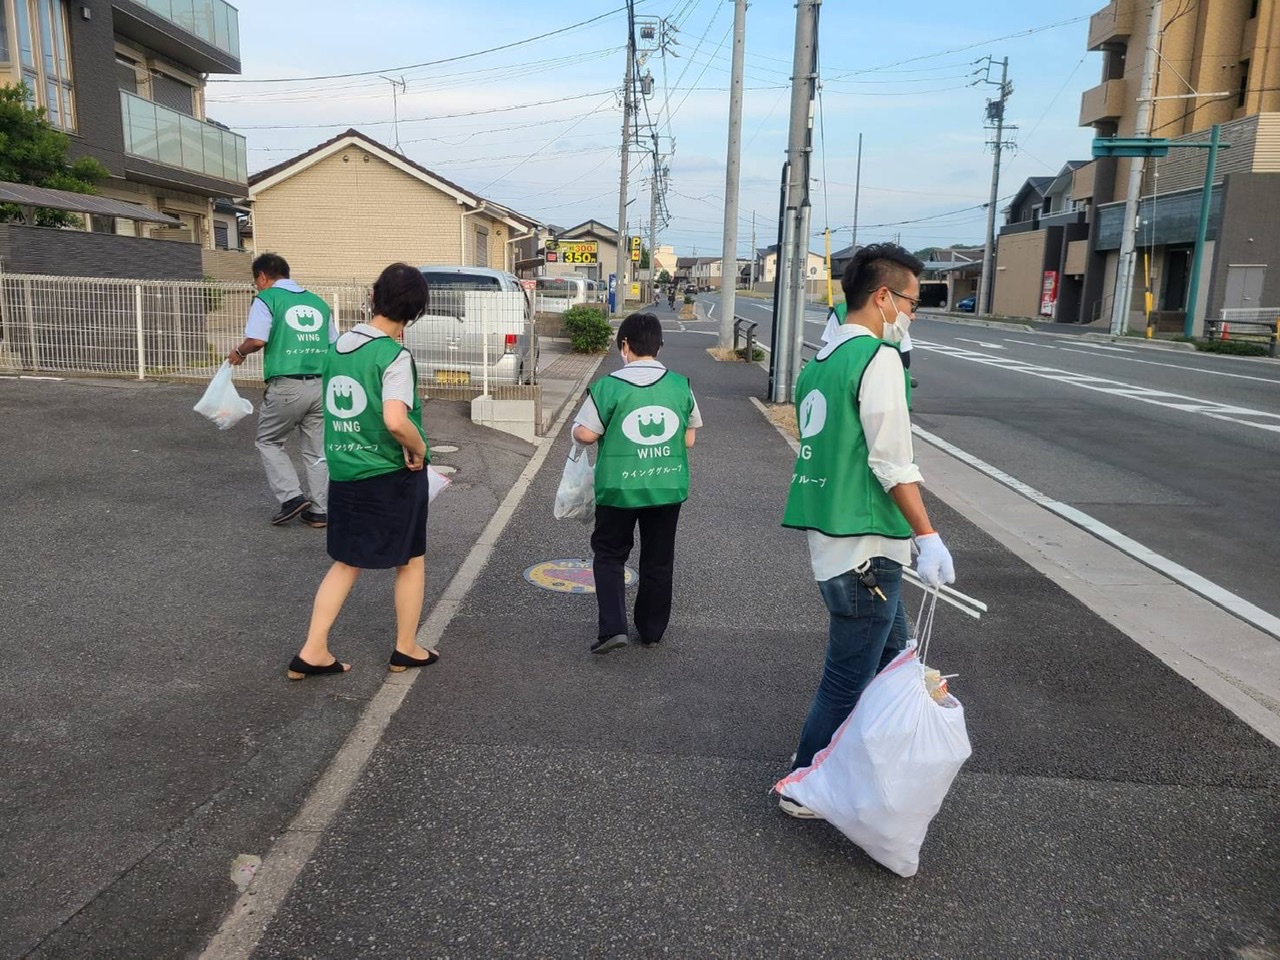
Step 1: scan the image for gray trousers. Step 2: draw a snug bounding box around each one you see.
[256,377,328,511]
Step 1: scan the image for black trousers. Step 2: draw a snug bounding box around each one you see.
[591,502,682,642]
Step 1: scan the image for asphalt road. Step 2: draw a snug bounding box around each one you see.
[701,294,1280,633]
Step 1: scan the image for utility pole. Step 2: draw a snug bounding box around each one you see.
[977,56,1011,317]
[719,0,748,347]
[750,211,757,288]
[770,0,820,404]
[648,152,660,303]
[851,132,862,253]
[613,0,637,316]
[1110,0,1163,336]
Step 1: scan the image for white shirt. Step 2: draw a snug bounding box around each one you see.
[806,323,923,581]
[334,323,415,406]
[822,307,912,351]
[244,278,340,344]
[573,358,704,434]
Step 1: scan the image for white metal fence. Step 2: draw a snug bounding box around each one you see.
[0,273,537,391]
[1209,307,1280,354]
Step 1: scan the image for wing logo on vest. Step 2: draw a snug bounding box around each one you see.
[621,405,679,447]
[326,376,368,426]
[798,390,827,438]
[284,304,325,335]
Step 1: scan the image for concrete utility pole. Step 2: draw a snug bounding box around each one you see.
[1110,0,1163,336]
[770,0,820,404]
[613,0,637,316]
[851,132,861,253]
[648,154,660,303]
[750,211,757,288]
[718,0,748,347]
[978,56,1011,317]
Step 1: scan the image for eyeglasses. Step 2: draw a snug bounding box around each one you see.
[889,289,920,312]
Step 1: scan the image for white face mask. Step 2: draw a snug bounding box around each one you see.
[877,293,913,344]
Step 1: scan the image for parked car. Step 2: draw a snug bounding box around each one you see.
[404,266,535,385]
[683,284,696,295]
[956,296,976,313]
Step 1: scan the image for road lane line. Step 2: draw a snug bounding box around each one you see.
[913,340,1280,427]
[956,338,1006,349]
[912,425,1280,641]
[200,379,587,958]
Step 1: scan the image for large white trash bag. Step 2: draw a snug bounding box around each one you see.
[553,442,595,522]
[193,361,253,430]
[775,596,971,877]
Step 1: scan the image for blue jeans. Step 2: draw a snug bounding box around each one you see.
[792,558,911,770]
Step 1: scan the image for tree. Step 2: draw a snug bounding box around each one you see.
[640,245,650,270]
[657,268,671,284]
[0,84,109,227]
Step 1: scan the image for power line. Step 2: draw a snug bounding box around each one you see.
[232,90,614,130]
[211,7,635,84]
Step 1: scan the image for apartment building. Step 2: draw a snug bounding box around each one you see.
[1,0,248,249]
[1074,0,1280,329]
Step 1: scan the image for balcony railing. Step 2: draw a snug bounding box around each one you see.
[131,0,240,58]
[1087,0,1132,50]
[121,92,247,185]
[1079,78,1129,126]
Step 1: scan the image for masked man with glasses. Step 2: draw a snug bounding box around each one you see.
[777,243,956,820]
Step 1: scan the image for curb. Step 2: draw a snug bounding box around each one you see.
[538,354,605,438]
[923,313,1036,332]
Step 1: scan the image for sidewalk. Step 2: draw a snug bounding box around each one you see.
[212,304,1279,957]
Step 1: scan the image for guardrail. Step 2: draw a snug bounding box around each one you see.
[1208,308,1280,356]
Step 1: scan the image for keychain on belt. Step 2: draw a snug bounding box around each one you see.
[853,560,888,602]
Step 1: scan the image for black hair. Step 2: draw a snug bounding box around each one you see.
[840,243,923,311]
[251,252,290,280]
[616,311,663,357]
[372,263,430,323]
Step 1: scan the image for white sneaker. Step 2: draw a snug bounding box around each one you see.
[778,794,821,819]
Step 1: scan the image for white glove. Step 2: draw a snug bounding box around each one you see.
[913,533,955,587]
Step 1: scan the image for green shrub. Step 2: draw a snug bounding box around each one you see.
[683,293,694,304]
[736,346,765,361]
[1194,338,1269,356]
[561,305,613,353]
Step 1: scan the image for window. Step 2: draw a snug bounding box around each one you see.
[116,57,138,95]
[1250,0,1259,18]
[13,0,74,131]
[151,71,194,116]
[1238,59,1250,109]
[474,225,489,268]
[213,221,229,250]
[0,5,9,63]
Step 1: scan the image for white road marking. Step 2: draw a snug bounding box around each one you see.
[913,340,1280,431]
[1005,339,1049,348]
[955,337,1005,349]
[912,425,1280,641]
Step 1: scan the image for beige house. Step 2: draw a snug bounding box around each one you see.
[249,129,534,282]
[756,247,830,284]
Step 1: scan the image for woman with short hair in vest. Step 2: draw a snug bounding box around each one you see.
[287,263,440,680]
[572,312,702,654]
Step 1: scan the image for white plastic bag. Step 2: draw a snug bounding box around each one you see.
[775,592,971,877]
[426,465,452,503]
[553,442,595,522]
[193,361,252,430]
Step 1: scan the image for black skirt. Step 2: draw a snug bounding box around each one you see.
[327,467,430,569]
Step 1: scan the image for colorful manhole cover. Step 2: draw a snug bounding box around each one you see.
[523,559,637,594]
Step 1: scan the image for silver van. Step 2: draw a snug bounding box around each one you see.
[403,266,535,385]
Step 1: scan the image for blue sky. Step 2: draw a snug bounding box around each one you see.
[209,0,1105,258]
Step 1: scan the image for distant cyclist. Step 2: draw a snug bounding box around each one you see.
[667,286,677,310]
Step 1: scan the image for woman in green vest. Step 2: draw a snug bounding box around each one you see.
[287,263,440,680]
[572,312,702,654]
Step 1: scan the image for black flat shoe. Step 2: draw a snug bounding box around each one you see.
[287,655,349,680]
[388,649,440,673]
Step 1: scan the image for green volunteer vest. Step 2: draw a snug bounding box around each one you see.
[590,370,694,508]
[258,286,332,379]
[323,335,427,483]
[781,334,913,539]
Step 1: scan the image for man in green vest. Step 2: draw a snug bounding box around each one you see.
[572,312,702,654]
[228,252,337,527]
[777,243,956,819]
